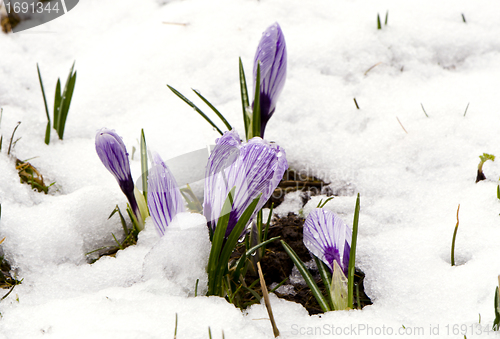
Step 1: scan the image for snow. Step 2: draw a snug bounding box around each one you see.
[1,0,500,337]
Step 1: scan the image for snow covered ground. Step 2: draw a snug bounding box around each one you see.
[1,0,500,337]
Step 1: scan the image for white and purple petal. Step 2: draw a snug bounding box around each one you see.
[95,128,140,220]
[203,130,288,237]
[147,153,185,236]
[303,208,352,275]
[253,22,287,137]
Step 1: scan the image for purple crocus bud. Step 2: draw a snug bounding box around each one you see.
[147,153,185,236]
[253,22,287,138]
[303,208,352,276]
[203,130,288,237]
[95,128,141,221]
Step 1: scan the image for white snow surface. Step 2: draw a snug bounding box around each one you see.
[1,0,500,338]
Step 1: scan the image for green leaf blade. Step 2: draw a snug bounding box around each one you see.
[347,193,360,308]
[167,85,223,135]
[281,240,331,312]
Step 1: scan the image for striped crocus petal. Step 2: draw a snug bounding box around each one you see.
[303,208,352,275]
[147,153,185,236]
[253,22,287,138]
[95,128,140,220]
[203,130,287,237]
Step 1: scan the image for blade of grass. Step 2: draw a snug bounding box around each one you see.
[216,195,261,293]
[420,103,429,118]
[250,62,261,139]
[281,240,331,312]
[56,62,76,139]
[451,204,460,266]
[167,85,223,135]
[53,79,61,130]
[7,121,21,156]
[207,188,235,295]
[385,11,389,25]
[192,89,232,131]
[347,193,360,309]
[239,57,250,139]
[314,256,333,308]
[36,64,51,145]
[377,13,382,29]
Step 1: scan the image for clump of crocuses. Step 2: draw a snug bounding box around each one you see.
[95,128,145,229]
[253,22,287,138]
[203,129,288,237]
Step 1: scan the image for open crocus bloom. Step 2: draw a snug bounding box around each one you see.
[303,208,352,276]
[203,130,288,237]
[95,128,141,223]
[253,22,287,138]
[147,153,185,236]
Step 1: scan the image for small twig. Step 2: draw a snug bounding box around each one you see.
[353,98,360,110]
[257,262,280,337]
[396,117,408,134]
[420,103,429,118]
[463,103,470,117]
[174,313,178,339]
[461,13,466,23]
[451,204,460,266]
[162,22,188,26]
[364,62,382,76]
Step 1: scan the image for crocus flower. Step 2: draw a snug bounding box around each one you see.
[253,22,287,138]
[147,153,185,236]
[303,208,352,276]
[95,128,141,223]
[203,130,287,237]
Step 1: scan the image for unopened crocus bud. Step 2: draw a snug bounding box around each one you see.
[147,153,185,236]
[303,208,352,276]
[95,128,142,225]
[203,130,288,237]
[253,22,287,138]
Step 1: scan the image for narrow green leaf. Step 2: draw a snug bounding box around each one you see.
[451,204,460,266]
[261,203,274,255]
[377,14,382,29]
[56,64,77,140]
[281,240,331,312]
[53,79,61,130]
[384,10,389,25]
[36,64,51,145]
[347,193,360,308]
[239,57,250,139]
[251,62,261,139]
[111,233,124,250]
[314,256,333,308]
[269,277,289,293]
[192,89,233,131]
[317,197,334,208]
[167,85,223,135]
[241,284,261,303]
[207,187,235,295]
[140,129,148,203]
[216,195,261,289]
